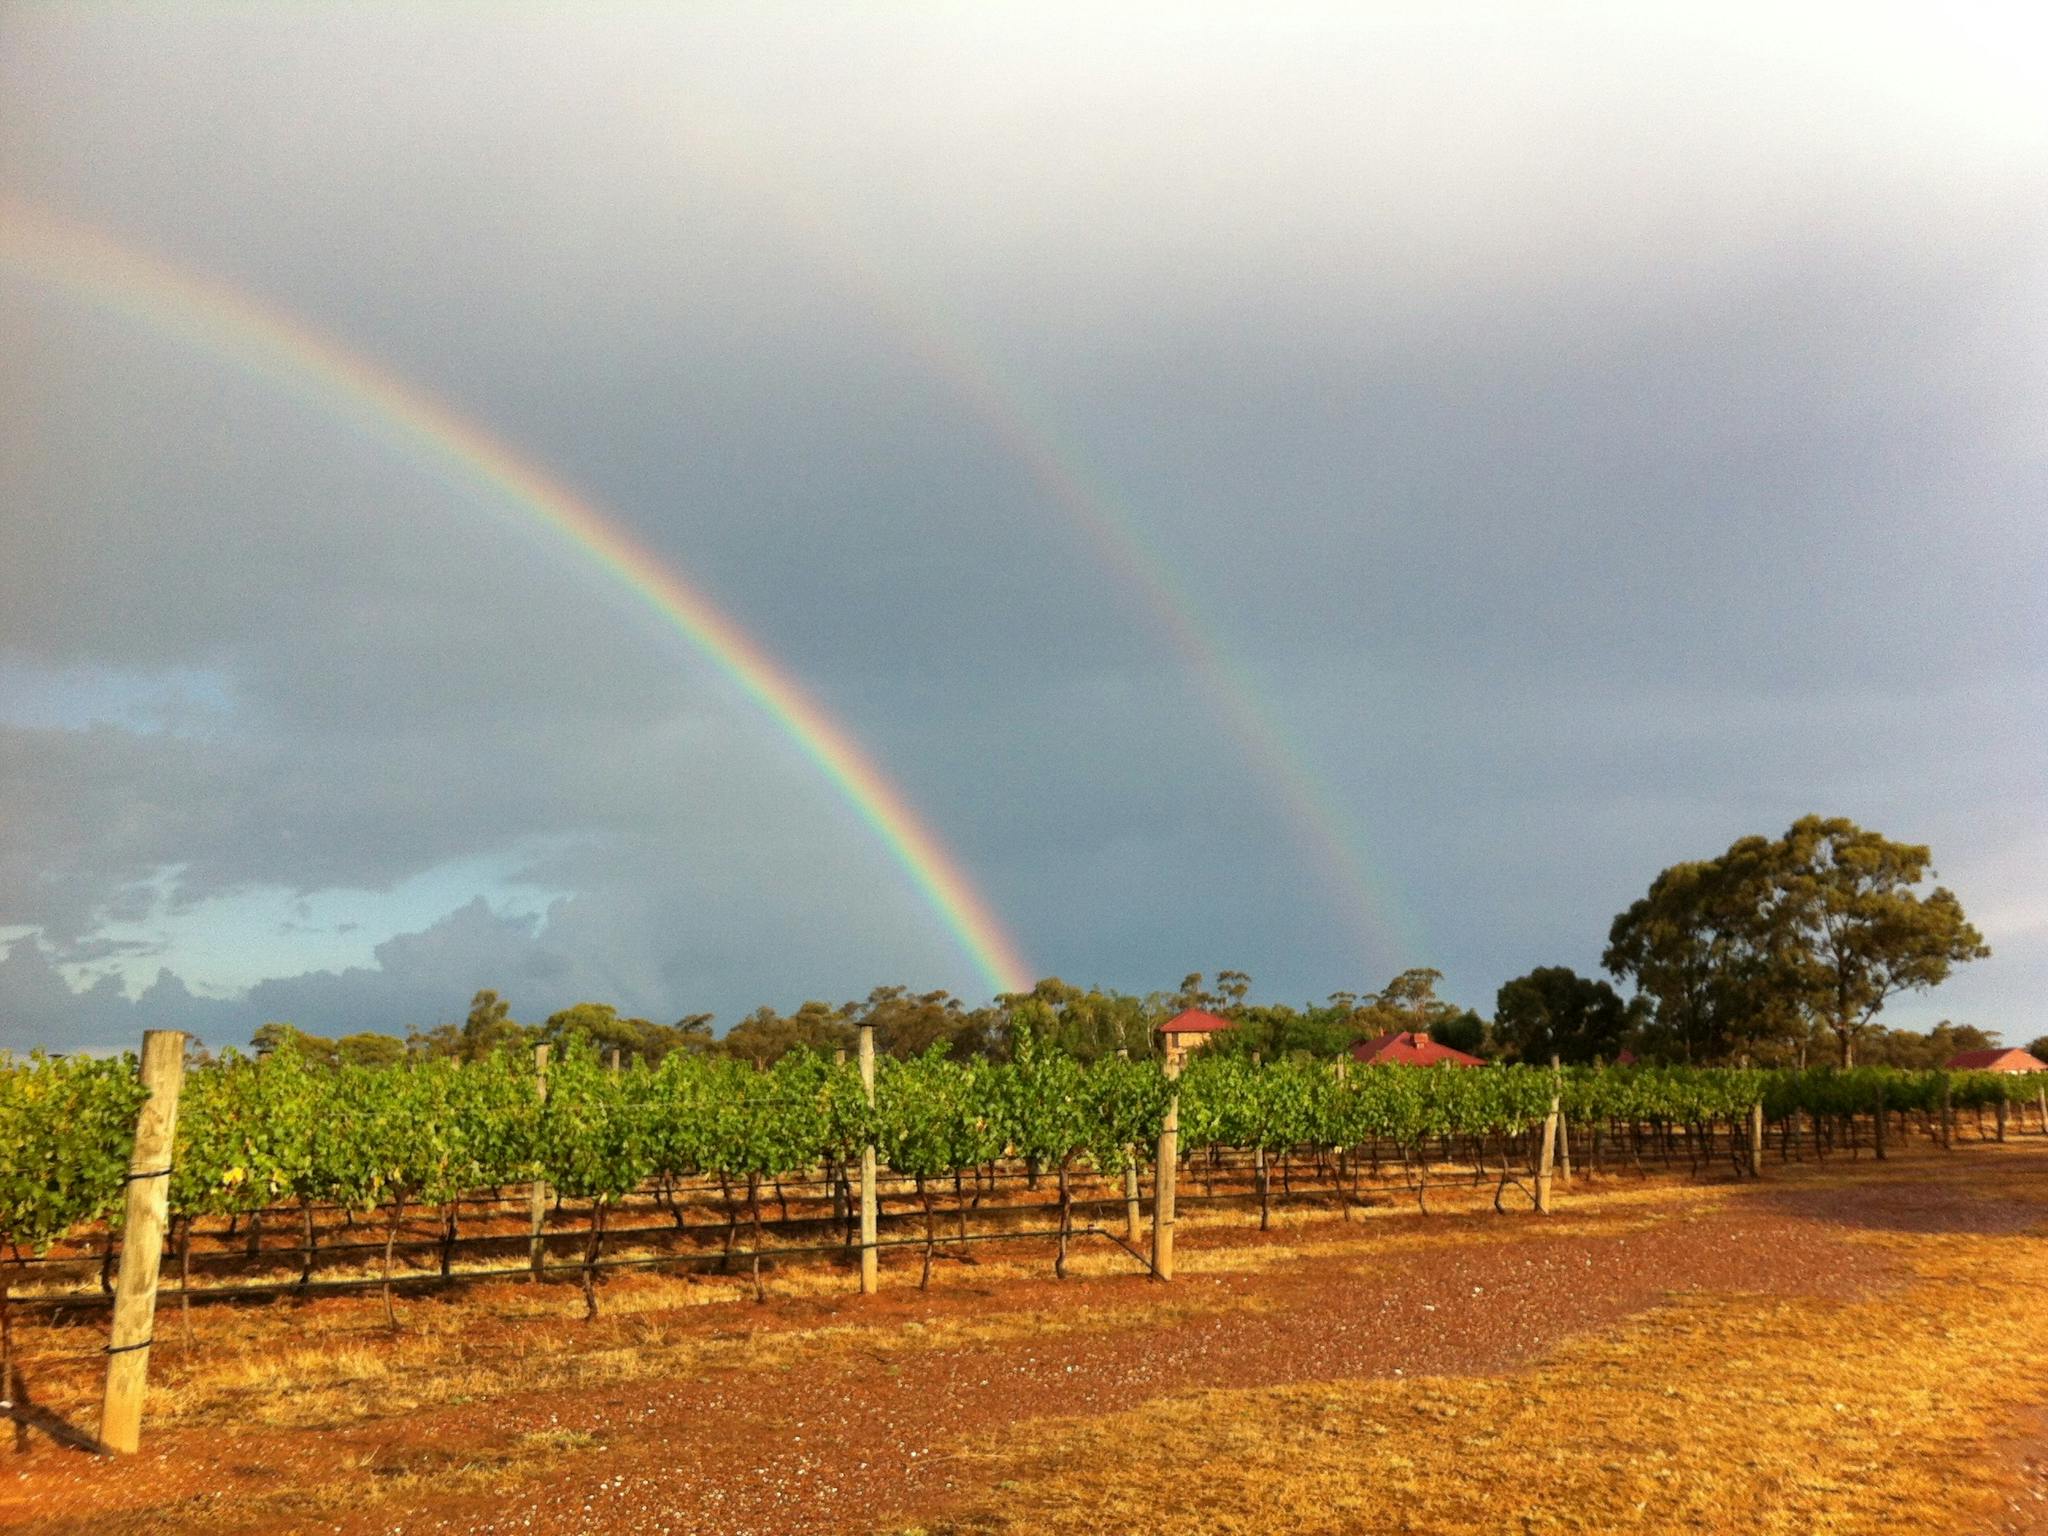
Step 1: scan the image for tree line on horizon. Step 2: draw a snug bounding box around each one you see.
[233,816,2018,1074]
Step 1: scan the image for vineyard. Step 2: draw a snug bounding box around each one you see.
[6,1035,2044,1330]
[3,1027,2048,1530]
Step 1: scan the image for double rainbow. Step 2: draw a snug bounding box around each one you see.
[662,99,1420,972]
[0,199,1034,999]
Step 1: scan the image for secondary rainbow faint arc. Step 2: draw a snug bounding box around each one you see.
[0,198,1034,999]
[668,105,1423,970]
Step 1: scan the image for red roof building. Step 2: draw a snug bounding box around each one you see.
[1157,1008,1235,1056]
[1350,1030,1484,1068]
[1947,1048,2048,1073]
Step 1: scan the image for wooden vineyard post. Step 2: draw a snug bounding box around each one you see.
[831,1048,849,1226]
[858,1022,878,1295]
[1118,1050,1142,1245]
[1122,1149,1143,1243]
[1551,1056,1572,1184]
[2037,1087,2047,1137]
[1874,1082,1887,1161]
[1939,1076,1953,1151]
[530,1044,550,1277]
[606,1046,622,1074]
[99,1029,186,1455]
[1995,1096,2009,1144]
[1748,1100,1765,1179]
[1533,1086,1559,1215]
[1152,1046,1182,1281]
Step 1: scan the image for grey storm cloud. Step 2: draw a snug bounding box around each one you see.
[2,5,2044,1052]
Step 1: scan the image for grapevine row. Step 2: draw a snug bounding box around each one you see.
[3,1040,2040,1280]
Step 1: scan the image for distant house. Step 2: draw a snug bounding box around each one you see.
[1947,1047,2048,1073]
[1157,1008,1235,1057]
[1350,1029,1484,1068]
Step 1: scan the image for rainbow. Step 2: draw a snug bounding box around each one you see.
[0,198,1034,999]
[669,109,1423,971]
[895,333,1424,973]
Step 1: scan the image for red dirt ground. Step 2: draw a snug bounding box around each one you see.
[5,1143,2046,1536]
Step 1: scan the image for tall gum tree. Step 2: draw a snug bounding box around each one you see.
[1493,966,1634,1065]
[1775,815,1989,1067]
[1602,843,1790,1063]
[1606,818,1988,1067]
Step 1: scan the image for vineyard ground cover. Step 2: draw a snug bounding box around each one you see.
[4,1139,2047,1536]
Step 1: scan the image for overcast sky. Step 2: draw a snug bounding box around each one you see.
[3,3,2043,1053]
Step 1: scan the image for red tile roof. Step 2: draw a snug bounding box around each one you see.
[1157,1008,1235,1035]
[1948,1048,2047,1073]
[1351,1030,1485,1068]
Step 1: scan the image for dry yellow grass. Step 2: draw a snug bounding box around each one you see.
[137,1181,1708,1424]
[12,1165,1732,1437]
[20,1271,1259,1432]
[24,1150,2046,1536]
[913,1222,2048,1536]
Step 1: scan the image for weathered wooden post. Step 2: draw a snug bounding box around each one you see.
[2036,1087,2047,1137]
[1748,1100,1765,1179]
[1551,1056,1572,1184]
[99,1029,186,1454]
[1117,1050,1142,1245]
[831,1047,849,1226]
[606,1046,622,1074]
[529,1044,551,1277]
[1152,1044,1182,1281]
[858,1021,878,1294]
[1939,1076,1953,1151]
[1995,1095,2009,1144]
[1534,1086,1560,1215]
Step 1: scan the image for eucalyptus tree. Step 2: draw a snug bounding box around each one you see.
[1606,836,1810,1062]
[458,988,525,1061]
[1609,819,1987,1066]
[1494,968,1635,1065]
[1774,816,1989,1067]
